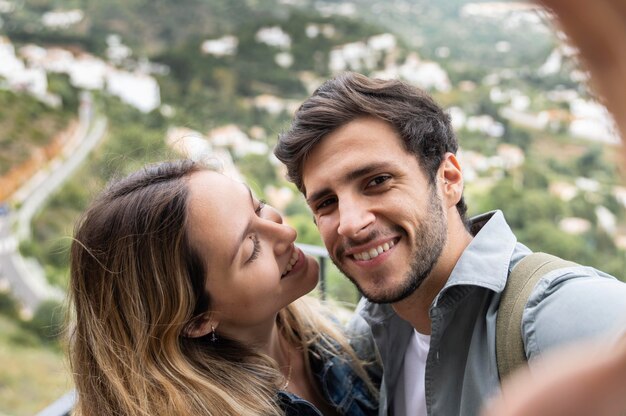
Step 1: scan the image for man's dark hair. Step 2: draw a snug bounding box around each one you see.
[275,71,468,220]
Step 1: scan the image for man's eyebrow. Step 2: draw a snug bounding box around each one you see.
[229,184,255,265]
[306,187,332,207]
[305,162,394,206]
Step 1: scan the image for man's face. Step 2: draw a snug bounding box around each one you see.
[302,116,448,303]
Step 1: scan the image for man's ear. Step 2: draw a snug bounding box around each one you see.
[440,152,463,204]
[183,313,218,339]
[441,152,462,183]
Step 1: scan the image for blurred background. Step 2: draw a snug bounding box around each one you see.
[0,0,625,414]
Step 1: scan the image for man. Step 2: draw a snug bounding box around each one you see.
[483,0,626,414]
[274,72,626,415]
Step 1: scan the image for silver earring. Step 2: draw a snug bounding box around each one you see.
[210,325,218,342]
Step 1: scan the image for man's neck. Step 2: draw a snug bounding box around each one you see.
[391,271,445,334]
[392,220,473,334]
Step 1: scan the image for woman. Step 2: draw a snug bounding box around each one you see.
[68,159,379,416]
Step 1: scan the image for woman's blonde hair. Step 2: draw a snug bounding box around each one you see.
[68,160,375,416]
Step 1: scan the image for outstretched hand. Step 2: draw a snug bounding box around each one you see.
[481,339,626,416]
[482,2,626,415]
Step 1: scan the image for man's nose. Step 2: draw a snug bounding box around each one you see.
[336,197,375,239]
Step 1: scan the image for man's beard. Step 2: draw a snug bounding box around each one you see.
[330,189,447,304]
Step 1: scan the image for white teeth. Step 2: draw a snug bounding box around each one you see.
[282,250,299,276]
[353,240,395,261]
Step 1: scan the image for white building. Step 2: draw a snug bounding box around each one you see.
[398,54,451,92]
[106,34,132,64]
[549,182,578,202]
[466,114,505,137]
[500,106,550,130]
[201,35,238,56]
[106,69,161,113]
[0,37,58,104]
[496,144,524,169]
[68,54,108,90]
[275,51,293,68]
[329,33,397,74]
[559,217,591,235]
[305,24,336,39]
[166,127,212,160]
[329,41,374,72]
[42,9,84,29]
[0,0,15,13]
[253,94,289,115]
[36,47,75,73]
[166,127,242,181]
[314,2,356,17]
[208,124,268,157]
[461,2,545,29]
[375,53,451,92]
[448,106,467,130]
[596,206,617,235]
[0,36,25,79]
[538,48,562,76]
[569,98,620,144]
[256,26,291,49]
[612,186,626,207]
[575,177,601,193]
[368,33,397,52]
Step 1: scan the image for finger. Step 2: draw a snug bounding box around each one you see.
[539,0,626,68]
[605,0,626,24]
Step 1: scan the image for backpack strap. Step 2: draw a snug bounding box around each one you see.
[496,252,578,380]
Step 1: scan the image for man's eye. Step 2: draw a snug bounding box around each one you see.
[316,197,337,211]
[367,175,391,187]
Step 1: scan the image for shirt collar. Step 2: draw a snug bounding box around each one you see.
[443,210,517,293]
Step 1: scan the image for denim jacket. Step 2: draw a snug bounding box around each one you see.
[277,319,381,416]
[357,210,626,416]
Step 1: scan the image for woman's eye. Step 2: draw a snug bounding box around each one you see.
[255,200,266,216]
[247,234,261,263]
[367,175,391,188]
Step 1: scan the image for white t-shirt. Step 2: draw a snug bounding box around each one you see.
[393,329,431,416]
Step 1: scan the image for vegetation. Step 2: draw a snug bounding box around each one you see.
[1,0,626,412]
[0,89,72,176]
[0,292,69,415]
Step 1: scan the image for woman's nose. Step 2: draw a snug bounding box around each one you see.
[262,205,296,252]
[264,205,284,225]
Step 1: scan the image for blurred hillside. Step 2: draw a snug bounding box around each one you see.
[0,0,625,413]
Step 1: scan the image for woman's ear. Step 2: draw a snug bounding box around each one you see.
[183,313,218,339]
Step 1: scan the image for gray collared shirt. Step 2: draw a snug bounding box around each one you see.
[357,210,626,416]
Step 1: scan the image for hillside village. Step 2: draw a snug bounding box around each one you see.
[1,0,626,270]
[3,2,626,414]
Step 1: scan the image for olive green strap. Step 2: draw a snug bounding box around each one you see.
[496,252,577,380]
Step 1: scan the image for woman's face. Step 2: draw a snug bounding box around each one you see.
[185,170,319,339]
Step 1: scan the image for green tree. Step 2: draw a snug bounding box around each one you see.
[22,299,65,344]
[0,291,19,319]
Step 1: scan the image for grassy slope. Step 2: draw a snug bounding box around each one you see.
[0,315,71,416]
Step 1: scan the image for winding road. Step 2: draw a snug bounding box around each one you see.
[0,93,108,313]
